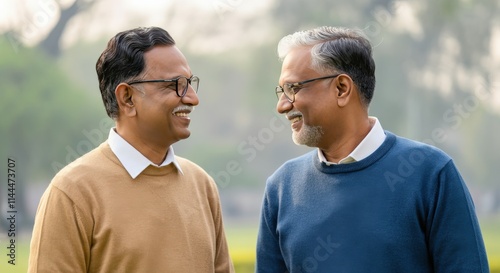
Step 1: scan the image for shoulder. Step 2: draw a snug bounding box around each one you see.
[266,150,315,188]
[175,155,222,190]
[175,156,211,177]
[275,150,314,174]
[387,131,452,166]
[51,142,119,194]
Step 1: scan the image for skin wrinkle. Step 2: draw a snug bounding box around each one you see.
[29,27,234,273]
[292,123,323,146]
[278,45,374,163]
[257,26,488,273]
[116,45,198,165]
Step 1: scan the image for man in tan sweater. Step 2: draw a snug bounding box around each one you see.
[28,26,234,273]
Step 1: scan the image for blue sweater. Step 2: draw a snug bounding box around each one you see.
[256,132,489,273]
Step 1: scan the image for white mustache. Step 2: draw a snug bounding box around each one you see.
[172,105,194,114]
[286,110,302,120]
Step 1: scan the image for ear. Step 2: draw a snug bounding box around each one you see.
[115,83,137,117]
[335,74,354,108]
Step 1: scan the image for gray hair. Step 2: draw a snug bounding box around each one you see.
[277,26,376,106]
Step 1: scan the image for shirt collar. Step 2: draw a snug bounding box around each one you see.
[108,128,183,179]
[318,117,386,165]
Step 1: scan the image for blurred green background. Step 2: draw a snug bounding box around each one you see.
[1,0,499,272]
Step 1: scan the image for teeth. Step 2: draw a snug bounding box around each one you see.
[287,111,302,123]
[174,112,189,117]
[172,105,194,117]
[290,116,302,123]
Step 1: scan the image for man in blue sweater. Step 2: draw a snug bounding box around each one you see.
[256,26,489,272]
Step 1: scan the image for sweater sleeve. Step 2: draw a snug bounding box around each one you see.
[214,203,235,273]
[256,182,289,273]
[28,184,92,273]
[427,161,489,273]
[208,178,235,273]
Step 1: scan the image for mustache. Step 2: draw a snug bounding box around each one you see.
[172,105,194,113]
[286,110,302,120]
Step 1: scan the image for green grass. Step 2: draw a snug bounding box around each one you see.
[0,239,29,273]
[226,226,258,273]
[3,218,498,273]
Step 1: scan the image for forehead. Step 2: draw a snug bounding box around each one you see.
[142,45,191,78]
[279,46,318,84]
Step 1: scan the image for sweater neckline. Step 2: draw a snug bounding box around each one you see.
[314,131,396,174]
[99,142,179,177]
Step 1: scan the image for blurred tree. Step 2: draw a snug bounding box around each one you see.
[394,0,500,189]
[266,0,500,189]
[38,0,97,58]
[0,40,107,230]
[2,0,98,58]
[271,0,395,36]
[0,1,498,232]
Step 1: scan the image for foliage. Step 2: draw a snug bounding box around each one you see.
[0,0,499,271]
[3,0,499,192]
[269,0,500,190]
[0,39,107,182]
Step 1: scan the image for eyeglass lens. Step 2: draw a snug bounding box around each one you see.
[178,76,199,97]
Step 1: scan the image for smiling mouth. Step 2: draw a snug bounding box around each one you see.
[172,105,194,118]
[290,116,302,123]
[173,112,190,117]
[286,111,303,124]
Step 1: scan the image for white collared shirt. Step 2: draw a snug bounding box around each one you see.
[108,128,183,179]
[318,117,386,165]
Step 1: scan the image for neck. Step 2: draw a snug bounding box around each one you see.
[320,115,373,163]
[115,124,171,165]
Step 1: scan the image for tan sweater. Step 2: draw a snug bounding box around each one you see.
[28,142,234,273]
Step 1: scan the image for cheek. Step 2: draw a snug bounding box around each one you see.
[137,100,170,124]
[308,103,334,125]
[150,95,177,113]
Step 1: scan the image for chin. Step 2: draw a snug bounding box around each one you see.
[292,125,323,147]
[178,130,191,140]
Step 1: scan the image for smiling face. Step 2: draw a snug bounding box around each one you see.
[276,46,343,148]
[130,45,199,147]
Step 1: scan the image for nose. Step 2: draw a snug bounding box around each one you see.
[181,85,199,106]
[276,93,293,114]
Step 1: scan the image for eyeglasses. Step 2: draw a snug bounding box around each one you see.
[275,74,340,103]
[127,75,200,97]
